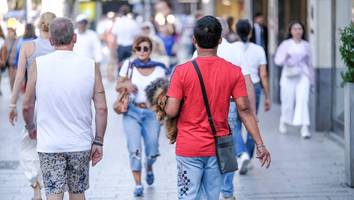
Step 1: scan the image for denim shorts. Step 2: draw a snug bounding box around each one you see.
[38,151,90,195]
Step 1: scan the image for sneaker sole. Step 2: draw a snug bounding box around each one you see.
[239,159,250,175]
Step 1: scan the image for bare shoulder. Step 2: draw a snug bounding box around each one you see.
[22,41,36,56]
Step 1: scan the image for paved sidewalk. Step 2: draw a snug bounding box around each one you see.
[0,76,354,200]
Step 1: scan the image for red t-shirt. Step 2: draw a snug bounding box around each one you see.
[167,56,247,157]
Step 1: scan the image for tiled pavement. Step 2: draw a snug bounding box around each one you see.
[0,75,353,200]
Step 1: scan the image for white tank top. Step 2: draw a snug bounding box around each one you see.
[36,50,95,153]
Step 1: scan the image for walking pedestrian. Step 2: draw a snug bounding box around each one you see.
[13,24,37,86]
[274,20,313,139]
[165,16,271,200]
[1,27,17,94]
[220,19,272,200]
[8,12,56,200]
[250,12,268,57]
[74,14,102,67]
[22,17,107,200]
[112,5,141,66]
[116,36,166,197]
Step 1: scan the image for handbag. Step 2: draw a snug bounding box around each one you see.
[113,61,133,114]
[285,64,301,77]
[191,60,238,174]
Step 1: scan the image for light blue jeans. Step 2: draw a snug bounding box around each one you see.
[221,83,262,197]
[176,156,222,200]
[123,104,161,171]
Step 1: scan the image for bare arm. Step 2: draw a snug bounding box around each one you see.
[22,61,37,139]
[244,75,256,115]
[259,64,272,111]
[11,44,30,105]
[236,96,271,168]
[93,65,108,143]
[9,44,30,124]
[165,97,181,118]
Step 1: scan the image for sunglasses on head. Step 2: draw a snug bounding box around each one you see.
[135,46,150,52]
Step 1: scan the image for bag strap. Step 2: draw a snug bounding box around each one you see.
[191,60,217,136]
[122,60,134,80]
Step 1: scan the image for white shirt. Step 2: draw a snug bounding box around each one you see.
[192,38,250,75]
[119,59,166,103]
[229,42,267,83]
[112,16,141,46]
[36,50,95,153]
[74,29,102,63]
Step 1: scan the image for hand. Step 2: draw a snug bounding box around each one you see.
[90,145,103,167]
[256,145,271,168]
[285,53,291,60]
[28,128,37,140]
[9,108,18,126]
[264,98,272,112]
[127,83,138,94]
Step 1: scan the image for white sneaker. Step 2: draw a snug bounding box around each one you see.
[301,126,311,139]
[279,121,287,134]
[237,153,250,175]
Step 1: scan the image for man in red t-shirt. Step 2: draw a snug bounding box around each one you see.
[165,16,271,200]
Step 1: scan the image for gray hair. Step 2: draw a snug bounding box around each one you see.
[49,17,74,46]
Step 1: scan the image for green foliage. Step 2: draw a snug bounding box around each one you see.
[340,23,354,84]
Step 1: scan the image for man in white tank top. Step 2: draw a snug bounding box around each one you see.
[22,17,108,200]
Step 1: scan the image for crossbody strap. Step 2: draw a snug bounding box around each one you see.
[191,60,217,136]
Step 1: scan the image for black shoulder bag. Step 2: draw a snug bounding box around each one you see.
[192,60,238,174]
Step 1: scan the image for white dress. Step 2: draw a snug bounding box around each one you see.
[274,39,313,126]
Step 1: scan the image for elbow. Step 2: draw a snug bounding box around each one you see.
[165,107,177,118]
[97,105,108,115]
[22,103,32,114]
[238,105,252,118]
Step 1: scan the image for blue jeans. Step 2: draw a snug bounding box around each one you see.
[221,83,262,197]
[176,156,222,200]
[123,104,161,171]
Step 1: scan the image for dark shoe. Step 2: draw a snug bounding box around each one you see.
[146,171,154,185]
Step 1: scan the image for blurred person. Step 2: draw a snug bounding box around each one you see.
[116,36,166,197]
[141,21,169,66]
[225,16,238,43]
[74,14,102,67]
[154,0,182,33]
[0,26,6,96]
[112,5,141,67]
[22,17,107,200]
[157,24,178,72]
[250,12,268,56]
[14,23,37,67]
[141,21,166,56]
[274,20,313,139]
[165,16,271,200]
[97,13,116,81]
[1,27,17,93]
[8,12,56,200]
[221,19,272,200]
